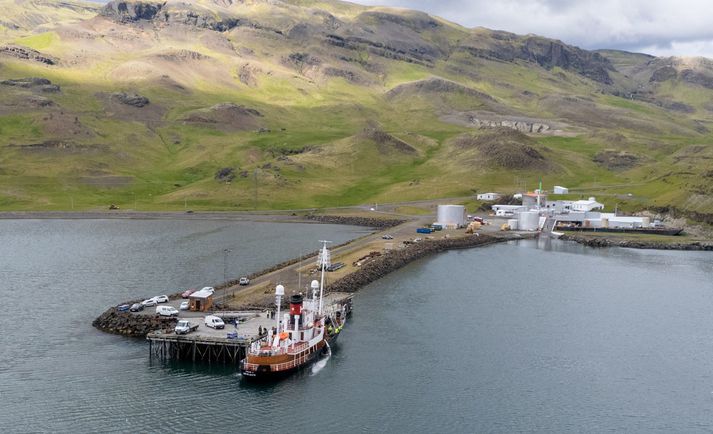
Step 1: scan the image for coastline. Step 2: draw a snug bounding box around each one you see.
[559,233,713,251]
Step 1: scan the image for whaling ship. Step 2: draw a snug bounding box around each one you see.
[240,241,350,380]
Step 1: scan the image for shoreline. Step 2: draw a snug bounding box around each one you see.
[559,233,713,251]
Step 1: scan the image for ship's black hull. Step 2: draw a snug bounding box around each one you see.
[558,227,683,236]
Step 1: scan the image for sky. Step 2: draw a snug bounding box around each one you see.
[352,0,713,58]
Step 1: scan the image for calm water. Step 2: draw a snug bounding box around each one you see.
[1,223,713,433]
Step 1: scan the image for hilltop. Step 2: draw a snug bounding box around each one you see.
[0,0,712,220]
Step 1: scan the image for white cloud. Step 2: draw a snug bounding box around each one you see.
[352,0,713,57]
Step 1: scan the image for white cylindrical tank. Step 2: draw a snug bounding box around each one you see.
[518,211,539,231]
[507,218,519,230]
[437,205,466,227]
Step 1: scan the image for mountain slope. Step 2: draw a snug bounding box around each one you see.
[0,0,712,216]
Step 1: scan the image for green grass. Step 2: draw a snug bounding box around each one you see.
[15,32,57,50]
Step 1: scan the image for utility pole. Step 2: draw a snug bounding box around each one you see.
[253,169,258,210]
[223,248,231,283]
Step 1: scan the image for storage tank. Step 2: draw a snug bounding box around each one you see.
[518,211,539,231]
[507,218,519,230]
[436,205,466,227]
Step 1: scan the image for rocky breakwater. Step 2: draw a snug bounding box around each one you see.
[560,234,713,251]
[305,215,405,228]
[93,307,177,337]
[326,233,504,294]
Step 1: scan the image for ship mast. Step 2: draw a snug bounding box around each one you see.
[317,240,331,315]
[274,284,284,339]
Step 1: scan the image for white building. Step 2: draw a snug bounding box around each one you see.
[571,197,604,212]
[477,192,501,201]
[491,204,526,217]
[553,186,569,195]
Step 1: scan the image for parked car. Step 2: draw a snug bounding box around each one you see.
[129,303,144,312]
[117,304,130,312]
[201,286,215,294]
[179,301,189,311]
[327,262,345,272]
[141,297,158,307]
[174,320,198,335]
[204,315,225,329]
[239,277,250,286]
[381,234,394,240]
[156,306,179,317]
[155,295,169,303]
[181,288,197,298]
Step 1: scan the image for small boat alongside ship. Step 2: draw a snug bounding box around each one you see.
[240,241,350,380]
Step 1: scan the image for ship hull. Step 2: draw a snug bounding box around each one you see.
[240,341,327,381]
[558,227,683,236]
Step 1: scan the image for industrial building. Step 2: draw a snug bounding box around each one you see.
[436,204,466,228]
[553,186,569,194]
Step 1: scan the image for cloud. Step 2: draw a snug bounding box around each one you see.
[352,0,713,57]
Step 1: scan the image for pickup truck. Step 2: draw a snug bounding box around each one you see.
[175,320,199,335]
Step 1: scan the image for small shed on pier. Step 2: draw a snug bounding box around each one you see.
[189,288,214,312]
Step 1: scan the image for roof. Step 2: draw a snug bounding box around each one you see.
[190,289,214,299]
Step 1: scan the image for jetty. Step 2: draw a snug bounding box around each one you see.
[145,294,352,364]
[93,211,535,365]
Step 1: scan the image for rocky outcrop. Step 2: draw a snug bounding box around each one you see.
[0,46,56,65]
[560,234,713,251]
[100,1,164,23]
[467,116,550,133]
[650,66,678,82]
[93,307,177,337]
[680,69,713,89]
[458,35,613,84]
[593,150,641,170]
[111,92,149,107]
[1,77,60,92]
[100,0,270,33]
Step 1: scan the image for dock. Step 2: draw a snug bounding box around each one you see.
[146,294,353,364]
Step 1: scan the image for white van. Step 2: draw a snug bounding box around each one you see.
[204,315,225,329]
[156,305,179,317]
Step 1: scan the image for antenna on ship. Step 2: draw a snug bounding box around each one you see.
[317,240,332,315]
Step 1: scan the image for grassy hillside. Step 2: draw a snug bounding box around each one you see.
[0,0,712,216]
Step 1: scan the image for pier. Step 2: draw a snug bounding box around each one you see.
[92,211,534,366]
[145,294,353,364]
[147,333,255,364]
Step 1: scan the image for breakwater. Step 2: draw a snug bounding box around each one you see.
[326,233,508,293]
[304,215,405,228]
[93,232,521,337]
[93,309,177,337]
[560,234,713,251]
